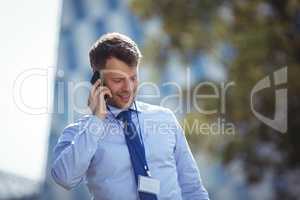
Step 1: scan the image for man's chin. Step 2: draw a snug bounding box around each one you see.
[120,99,134,109]
[107,98,134,109]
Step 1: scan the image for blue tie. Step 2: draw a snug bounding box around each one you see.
[117,110,158,200]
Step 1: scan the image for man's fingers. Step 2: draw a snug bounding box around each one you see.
[94,86,112,98]
[91,79,101,95]
[103,88,113,98]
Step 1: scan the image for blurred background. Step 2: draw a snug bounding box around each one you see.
[1,0,299,199]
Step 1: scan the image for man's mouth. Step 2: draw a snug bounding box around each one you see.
[118,94,131,102]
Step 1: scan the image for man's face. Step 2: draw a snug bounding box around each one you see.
[102,57,139,109]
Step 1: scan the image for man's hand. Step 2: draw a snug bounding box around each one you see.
[88,79,112,119]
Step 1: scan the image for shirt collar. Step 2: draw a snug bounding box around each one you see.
[106,100,141,117]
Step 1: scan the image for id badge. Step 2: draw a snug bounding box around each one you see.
[138,175,160,195]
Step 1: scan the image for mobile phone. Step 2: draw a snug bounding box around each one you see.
[90,71,101,85]
[90,71,109,99]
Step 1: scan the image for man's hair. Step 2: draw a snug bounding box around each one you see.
[89,32,142,70]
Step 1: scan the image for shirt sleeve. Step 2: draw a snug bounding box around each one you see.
[168,110,210,200]
[51,115,105,190]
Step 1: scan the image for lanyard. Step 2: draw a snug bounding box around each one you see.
[106,101,151,176]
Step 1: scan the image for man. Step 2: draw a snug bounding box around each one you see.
[51,32,209,200]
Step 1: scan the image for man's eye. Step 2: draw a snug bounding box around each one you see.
[113,79,122,83]
[131,76,137,81]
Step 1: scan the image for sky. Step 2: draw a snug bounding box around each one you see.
[0,0,60,181]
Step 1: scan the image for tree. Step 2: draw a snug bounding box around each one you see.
[131,0,300,199]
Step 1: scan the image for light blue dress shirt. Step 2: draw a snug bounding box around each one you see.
[51,101,209,200]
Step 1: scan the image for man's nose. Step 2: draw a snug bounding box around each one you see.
[123,78,134,91]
